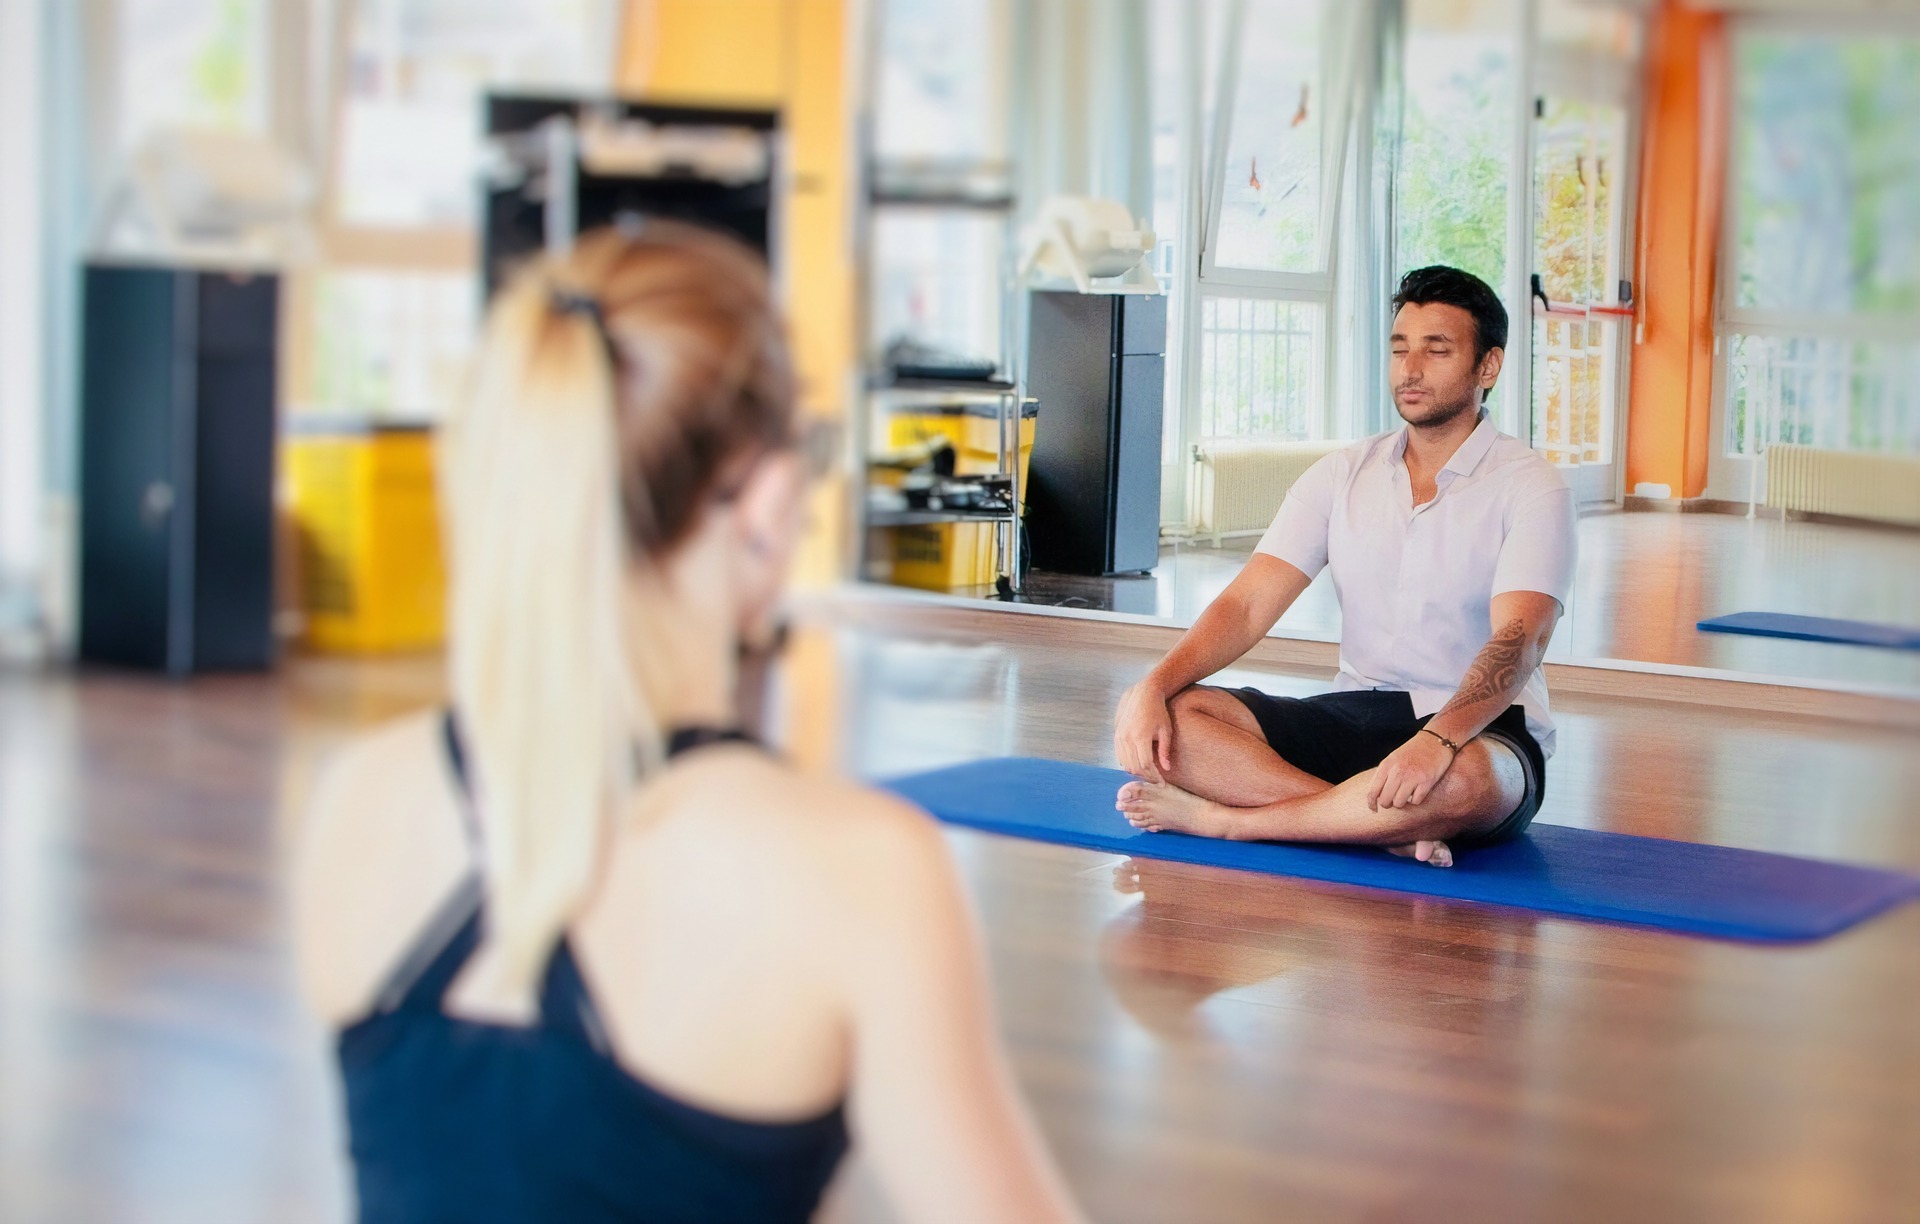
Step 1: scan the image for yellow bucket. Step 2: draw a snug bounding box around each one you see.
[286,424,446,653]
[883,521,1001,591]
[886,410,1034,489]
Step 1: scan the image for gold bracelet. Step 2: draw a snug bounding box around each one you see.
[1420,727,1462,754]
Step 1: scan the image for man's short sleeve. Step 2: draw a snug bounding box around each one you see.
[1252,453,1338,579]
[1492,481,1577,608]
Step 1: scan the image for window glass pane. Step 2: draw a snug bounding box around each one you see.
[1197,297,1324,441]
[870,213,1003,366]
[1532,317,1618,465]
[1726,335,1919,456]
[335,0,608,228]
[1211,0,1324,273]
[1532,98,1627,306]
[1393,0,1517,294]
[1734,34,1920,315]
[302,271,479,420]
[118,0,267,149]
[1530,96,1627,466]
[874,0,1007,163]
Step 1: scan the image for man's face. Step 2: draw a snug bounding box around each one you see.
[1389,302,1502,427]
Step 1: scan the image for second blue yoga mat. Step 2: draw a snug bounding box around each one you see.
[882,757,1920,942]
[1697,611,1920,651]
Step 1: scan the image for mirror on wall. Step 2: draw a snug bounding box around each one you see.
[852,0,1920,698]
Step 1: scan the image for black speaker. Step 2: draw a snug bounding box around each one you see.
[1024,291,1166,576]
[78,264,278,674]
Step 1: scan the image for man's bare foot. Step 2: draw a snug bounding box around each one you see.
[1117,779,1242,840]
[1387,839,1454,868]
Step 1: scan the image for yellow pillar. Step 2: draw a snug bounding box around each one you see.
[618,0,854,585]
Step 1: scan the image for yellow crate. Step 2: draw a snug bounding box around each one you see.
[286,426,446,653]
[886,411,1034,489]
[884,521,1001,591]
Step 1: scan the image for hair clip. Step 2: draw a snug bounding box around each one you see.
[550,289,605,327]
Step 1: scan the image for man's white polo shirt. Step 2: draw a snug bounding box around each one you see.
[1253,414,1577,757]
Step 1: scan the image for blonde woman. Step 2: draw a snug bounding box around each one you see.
[293,224,1084,1224]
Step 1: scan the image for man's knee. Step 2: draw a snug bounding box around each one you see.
[1429,739,1525,829]
[1168,685,1218,714]
[1169,686,1258,735]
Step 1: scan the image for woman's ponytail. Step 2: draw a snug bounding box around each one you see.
[440,278,657,1012]
[438,224,793,1013]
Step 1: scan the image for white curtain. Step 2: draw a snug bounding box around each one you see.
[1011,0,1154,216]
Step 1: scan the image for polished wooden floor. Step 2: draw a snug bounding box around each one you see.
[2,619,1917,1224]
[973,510,1920,691]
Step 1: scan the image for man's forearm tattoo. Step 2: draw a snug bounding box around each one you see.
[1440,617,1531,715]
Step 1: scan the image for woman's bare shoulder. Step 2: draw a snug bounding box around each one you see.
[659,748,940,841]
[292,711,468,1022]
[308,712,447,808]
[636,749,956,903]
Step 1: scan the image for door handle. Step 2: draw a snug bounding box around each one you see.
[140,481,175,528]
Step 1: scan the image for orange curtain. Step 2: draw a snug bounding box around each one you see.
[1625,1,1728,499]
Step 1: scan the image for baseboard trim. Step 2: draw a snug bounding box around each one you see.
[1619,498,1918,531]
[1622,496,1777,516]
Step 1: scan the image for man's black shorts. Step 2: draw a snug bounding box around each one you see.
[1218,687,1547,846]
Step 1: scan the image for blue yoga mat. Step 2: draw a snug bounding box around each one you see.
[882,757,1920,942]
[1698,611,1920,651]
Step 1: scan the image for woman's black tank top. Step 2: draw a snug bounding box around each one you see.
[335,715,850,1223]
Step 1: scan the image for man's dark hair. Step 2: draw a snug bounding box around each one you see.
[1391,265,1508,362]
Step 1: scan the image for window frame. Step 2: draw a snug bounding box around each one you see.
[1183,0,1375,458]
[313,0,622,274]
[1525,39,1640,490]
[1196,0,1352,294]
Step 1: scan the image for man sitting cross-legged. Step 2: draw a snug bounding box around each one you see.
[1113,266,1576,868]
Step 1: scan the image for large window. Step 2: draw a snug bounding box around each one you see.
[1726,335,1918,455]
[1394,0,1517,297]
[1722,26,1920,456]
[1196,298,1323,440]
[1190,0,1372,446]
[1394,0,1523,431]
[1208,1,1326,276]
[1530,96,1628,467]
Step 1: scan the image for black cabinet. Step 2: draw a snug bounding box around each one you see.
[482,95,778,298]
[1024,292,1166,576]
[79,264,278,674]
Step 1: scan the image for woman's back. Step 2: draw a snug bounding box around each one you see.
[298,710,1076,1222]
[322,717,850,1223]
[295,224,1083,1223]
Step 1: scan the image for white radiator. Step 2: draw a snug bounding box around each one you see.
[1189,440,1345,543]
[1764,444,1920,527]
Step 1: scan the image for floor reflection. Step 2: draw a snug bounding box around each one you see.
[1100,856,1540,1042]
[885,511,1920,690]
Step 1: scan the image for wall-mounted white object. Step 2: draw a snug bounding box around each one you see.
[1018,195,1160,294]
[92,129,313,264]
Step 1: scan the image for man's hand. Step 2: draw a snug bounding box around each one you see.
[1114,681,1175,779]
[1366,732,1457,811]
